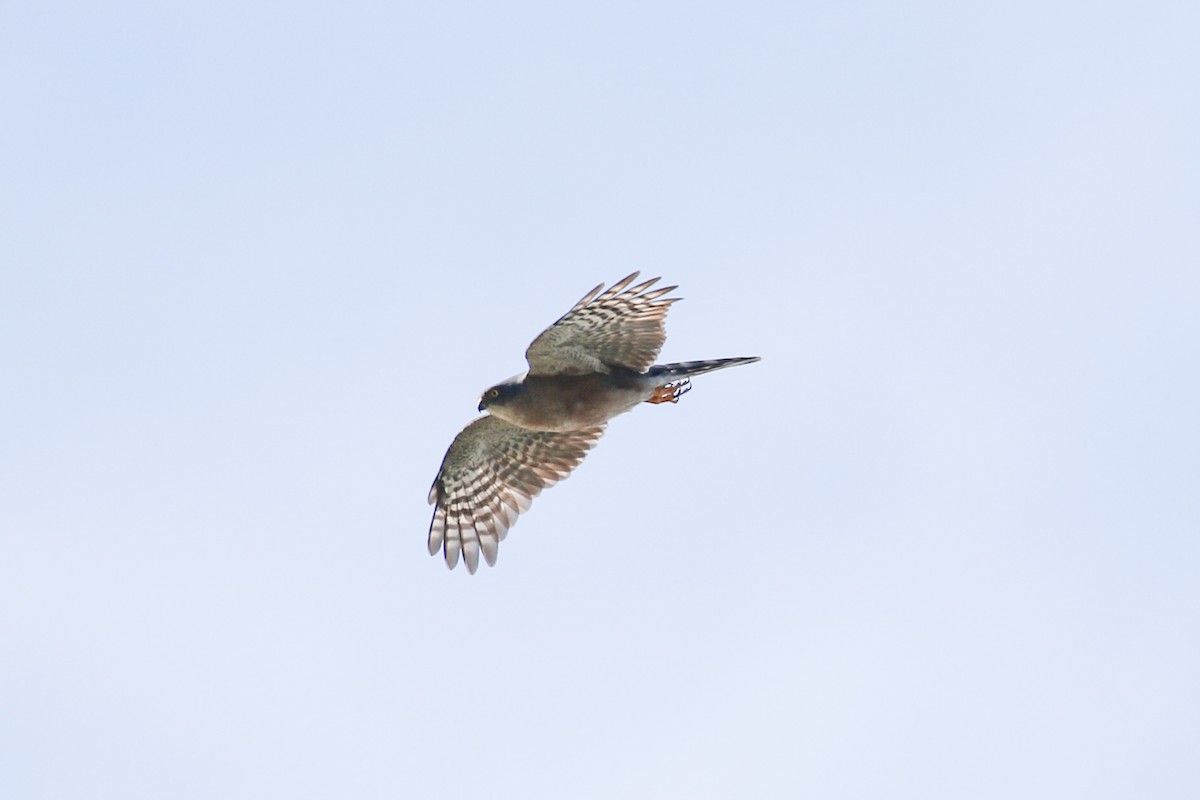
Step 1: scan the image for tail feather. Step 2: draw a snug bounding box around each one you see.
[647,357,761,379]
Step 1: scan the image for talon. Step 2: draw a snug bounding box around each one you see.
[647,379,691,404]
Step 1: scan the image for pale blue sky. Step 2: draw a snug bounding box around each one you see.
[2,2,1198,798]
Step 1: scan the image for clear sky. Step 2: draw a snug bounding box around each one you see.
[2,2,1198,798]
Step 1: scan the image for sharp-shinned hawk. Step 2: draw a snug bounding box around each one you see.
[427,273,760,572]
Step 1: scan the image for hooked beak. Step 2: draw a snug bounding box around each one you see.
[478,399,487,412]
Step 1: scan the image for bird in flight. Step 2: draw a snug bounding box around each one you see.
[427,272,760,572]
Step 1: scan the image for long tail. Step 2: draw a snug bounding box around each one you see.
[646,356,761,380]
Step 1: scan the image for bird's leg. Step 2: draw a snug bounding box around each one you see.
[646,379,692,404]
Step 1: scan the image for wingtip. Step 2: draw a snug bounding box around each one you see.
[480,534,499,567]
[628,275,661,294]
[602,272,642,298]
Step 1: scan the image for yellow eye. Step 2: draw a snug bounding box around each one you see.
[488,388,500,399]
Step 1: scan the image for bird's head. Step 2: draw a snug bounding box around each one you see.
[478,372,527,412]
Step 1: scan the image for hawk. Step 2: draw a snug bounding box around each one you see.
[427,273,760,572]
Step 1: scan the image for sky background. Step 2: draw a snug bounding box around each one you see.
[2,1,1198,798]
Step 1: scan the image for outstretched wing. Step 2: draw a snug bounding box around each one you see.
[428,415,606,573]
[524,272,680,376]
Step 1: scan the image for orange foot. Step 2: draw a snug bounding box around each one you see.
[647,379,692,404]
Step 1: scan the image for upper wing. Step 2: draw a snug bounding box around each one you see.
[524,272,680,376]
[427,415,606,573]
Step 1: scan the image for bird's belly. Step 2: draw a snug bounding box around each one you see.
[503,375,645,431]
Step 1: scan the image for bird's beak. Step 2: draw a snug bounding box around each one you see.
[478,400,487,412]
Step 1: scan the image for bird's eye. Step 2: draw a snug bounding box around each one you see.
[488,388,500,399]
